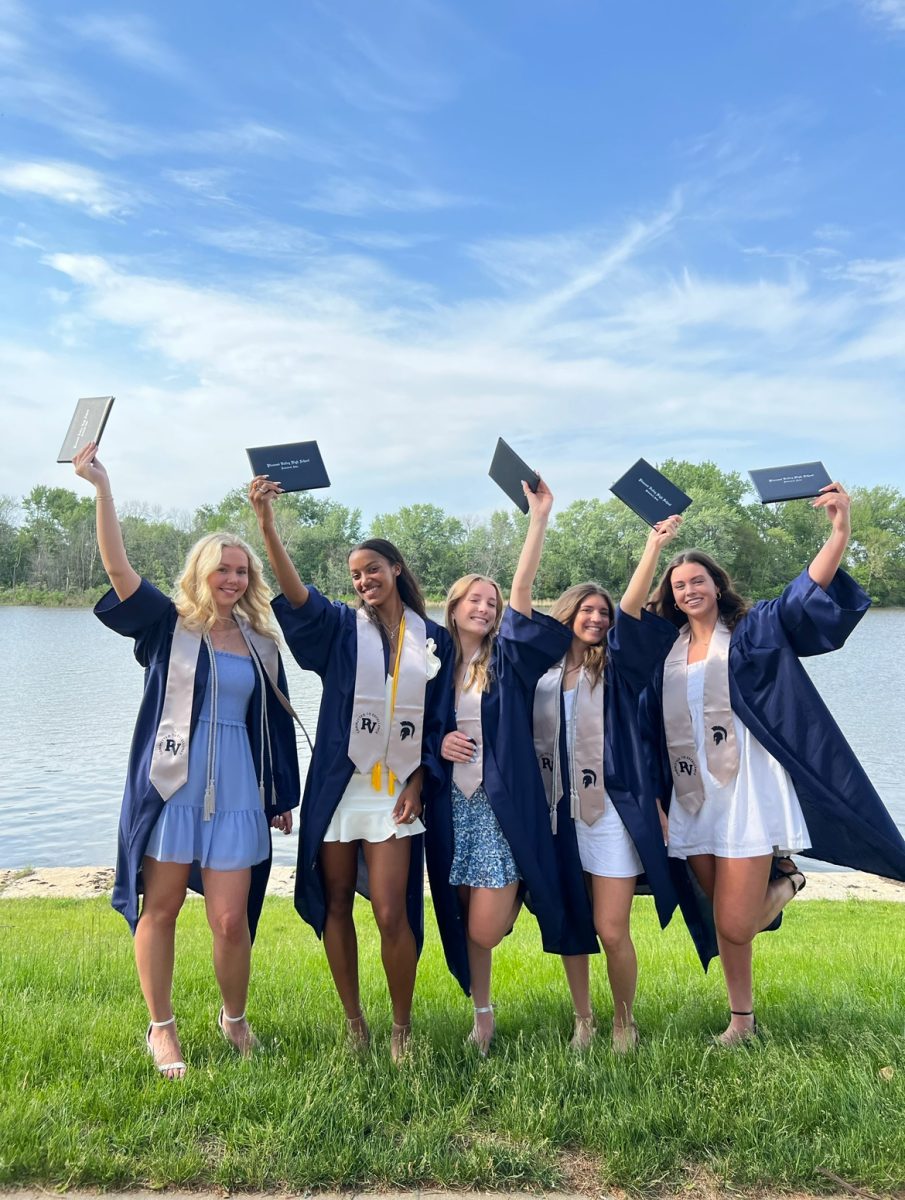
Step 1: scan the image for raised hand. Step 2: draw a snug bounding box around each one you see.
[73,442,111,494]
[523,475,553,520]
[248,475,283,525]
[812,483,851,535]
[648,514,683,552]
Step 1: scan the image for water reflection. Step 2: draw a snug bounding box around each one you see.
[1,605,903,871]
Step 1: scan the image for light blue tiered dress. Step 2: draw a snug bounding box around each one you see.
[145,650,270,870]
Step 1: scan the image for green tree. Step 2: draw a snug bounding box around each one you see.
[370,504,466,595]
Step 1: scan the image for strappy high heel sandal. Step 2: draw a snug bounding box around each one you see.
[771,857,807,897]
[570,1011,596,1051]
[146,1015,186,1079]
[217,1007,259,1056]
[345,1012,370,1052]
[716,1010,759,1047]
[467,1003,495,1057]
[390,1021,412,1064]
[611,1018,639,1054]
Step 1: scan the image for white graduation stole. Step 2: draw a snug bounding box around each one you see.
[347,606,428,794]
[453,660,483,800]
[662,619,738,813]
[149,616,296,808]
[533,659,606,831]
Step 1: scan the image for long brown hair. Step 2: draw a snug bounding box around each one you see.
[647,549,750,630]
[348,538,427,620]
[445,573,504,693]
[549,582,614,689]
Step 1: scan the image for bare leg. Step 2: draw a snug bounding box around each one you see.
[465,882,522,949]
[458,886,495,1053]
[362,836,417,1060]
[591,874,639,1051]
[689,852,802,1044]
[320,841,367,1041]
[202,866,256,1055]
[134,856,190,1076]
[561,952,595,1048]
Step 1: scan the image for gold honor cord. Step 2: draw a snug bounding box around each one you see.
[371,614,407,797]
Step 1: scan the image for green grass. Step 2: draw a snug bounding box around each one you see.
[0,896,903,1194]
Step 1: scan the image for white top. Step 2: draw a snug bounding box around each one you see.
[564,688,641,878]
[667,661,811,860]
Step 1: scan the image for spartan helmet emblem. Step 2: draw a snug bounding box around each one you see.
[400,720,416,741]
[712,725,728,746]
[674,756,696,777]
[581,768,597,789]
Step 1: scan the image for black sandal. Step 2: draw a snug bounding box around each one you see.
[716,1010,759,1047]
[771,856,807,896]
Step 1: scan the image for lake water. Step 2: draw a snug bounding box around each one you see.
[1,605,903,871]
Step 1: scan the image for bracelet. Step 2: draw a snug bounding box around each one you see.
[95,493,113,501]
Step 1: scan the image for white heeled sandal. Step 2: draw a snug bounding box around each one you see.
[218,1006,259,1056]
[145,1015,186,1078]
[467,1003,495,1057]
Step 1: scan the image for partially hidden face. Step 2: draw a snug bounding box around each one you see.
[669,561,720,620]
[348,549,400,607]
[452,580,499,638]
[571,594,612,646]
[208,546,250,610]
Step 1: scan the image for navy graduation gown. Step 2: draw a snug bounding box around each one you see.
[424,607,575,996]
[641,568,905,966]
[271,587,454,952]
[96,579,301,938]
[545,607,706,957]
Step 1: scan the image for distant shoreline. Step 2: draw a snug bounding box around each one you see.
[1,865,903,901]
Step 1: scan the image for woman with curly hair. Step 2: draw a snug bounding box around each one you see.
[641,483,905,1044]
[250,476,453,1063]
[74,443,300,1078]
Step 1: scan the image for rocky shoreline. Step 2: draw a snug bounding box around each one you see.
[1,865,904,901]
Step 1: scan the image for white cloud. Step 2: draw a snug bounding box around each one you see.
[16,205,900,518]
[301,175,471,217]
[0,159,133,217]
[859,0,905,32]
[63,12,185,77]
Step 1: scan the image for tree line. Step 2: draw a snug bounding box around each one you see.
[2,461,905,606]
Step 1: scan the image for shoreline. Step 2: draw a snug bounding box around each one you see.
[1,865,904,901]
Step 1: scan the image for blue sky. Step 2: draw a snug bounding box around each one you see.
[2,0,904,519]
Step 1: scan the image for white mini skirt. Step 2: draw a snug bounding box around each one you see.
[323,770,425,844]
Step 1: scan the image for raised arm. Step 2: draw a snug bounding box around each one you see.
[73,442,140,602]
[807,483,851,591]
[620,515,683,618]
[248,476,309,607]
[508,476,553,617]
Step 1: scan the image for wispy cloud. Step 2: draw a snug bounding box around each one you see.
[0,159,133,217]
[301,176,471,216]
[195,221,325,260]
[62,12,186,77]
[27,195,904,516]
[859,0,905,32]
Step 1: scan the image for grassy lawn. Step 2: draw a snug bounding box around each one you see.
[0,894,903,1194]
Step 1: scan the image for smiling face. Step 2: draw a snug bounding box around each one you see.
[451,579,499,639]
[670,560,720,622]
[571,594,612,647]
[348,548,400,608]
[207,546,250,615]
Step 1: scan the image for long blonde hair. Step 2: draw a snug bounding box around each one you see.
[445,573,504,694]
[173,532,278,640]
[550,582,614,690]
